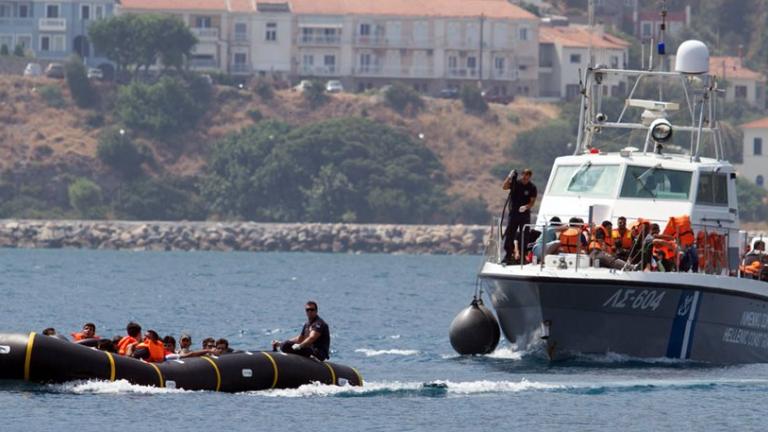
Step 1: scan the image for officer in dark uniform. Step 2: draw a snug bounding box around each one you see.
[502,168,537,264]
[272,300,330,361]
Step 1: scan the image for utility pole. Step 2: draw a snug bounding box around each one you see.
[478,13,485,89]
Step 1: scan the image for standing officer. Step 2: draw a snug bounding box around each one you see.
[502,168,537,264]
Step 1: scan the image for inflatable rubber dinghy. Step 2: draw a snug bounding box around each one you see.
[0,332,363,391]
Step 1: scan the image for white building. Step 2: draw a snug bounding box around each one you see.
[737,117,768,189]
[710,56,766,109]
[289,0,539,96]
[538,24,630,100]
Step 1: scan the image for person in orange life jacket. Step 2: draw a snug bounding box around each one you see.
[741,241,767,280]
[663,215,698,272]
[129,330,166,362]
[612,217,634,260]
[71,322,99,342]
[558,217,589,253]
[272,300,331,361]
[501,168,537,264]
[644,224,678,272]
[117,321,142,355]
[589,221,631,270]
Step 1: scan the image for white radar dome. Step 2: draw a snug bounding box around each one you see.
[675,40,709,74]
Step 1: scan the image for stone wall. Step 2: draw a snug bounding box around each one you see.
[0,220,492,255]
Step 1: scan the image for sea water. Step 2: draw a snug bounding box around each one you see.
[0,249,766,431]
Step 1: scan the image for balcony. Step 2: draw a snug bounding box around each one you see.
[0,17,34,28]
[353,35,388,46]
[39,18,66,32]
[490,69,519,81]
[298,35,341,45]
[230,63,252,74]
[447,68,478,78]
[299,66,338,76]
[192,27,220,40]
[189,58,219,69]
[352,66,434,78]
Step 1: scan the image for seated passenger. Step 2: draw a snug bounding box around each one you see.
[178,334,192,355]
[117,322,142,356]
[532,217,562,261]
[645,224,678,272]
[129,330,166,363]
[71,322,99,342]
[213,338,234,356]
[96,338,115,352]
[612,217,634,261]
[589,221,632,270]
[201,337,215,351]
[558,218,588,254]
[42,327,68,341]
[742,241,767,280]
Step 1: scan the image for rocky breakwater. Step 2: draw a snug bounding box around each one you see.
[0,220,490,255]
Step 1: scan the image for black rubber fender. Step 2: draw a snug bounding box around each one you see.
[0,332,363,391]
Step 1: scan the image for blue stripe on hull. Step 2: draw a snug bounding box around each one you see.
[666,290,702,359]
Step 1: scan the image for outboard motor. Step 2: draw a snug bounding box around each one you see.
[449,296,500,355]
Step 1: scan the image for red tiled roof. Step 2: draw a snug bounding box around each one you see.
[121,0,228,12]
[289,0,535,19]
[540,26,630,50]
[710,56,765,81]
[742,117,768,129]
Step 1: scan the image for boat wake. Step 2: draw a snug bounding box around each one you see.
[355,348,420,357]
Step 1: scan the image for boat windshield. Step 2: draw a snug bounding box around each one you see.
[548,164,620,197]
[620,165,692,200]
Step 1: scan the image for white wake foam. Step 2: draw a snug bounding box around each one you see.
[49,379,187,395]
[355,348,420,357]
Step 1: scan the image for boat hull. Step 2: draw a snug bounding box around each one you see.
[481,269,768,363]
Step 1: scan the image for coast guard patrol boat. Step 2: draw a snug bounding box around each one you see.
[479,40,768,363]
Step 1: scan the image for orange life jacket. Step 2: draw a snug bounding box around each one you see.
[589,226,614,253]
[559,227,582,253]
[697,231,726,272]
[663,215,695,247]
[652,239,677,260]
[136,339,166,363]
[741,260,763,277]
[117,336,138,356]
[71,332,101,341]
[612,227,633,250]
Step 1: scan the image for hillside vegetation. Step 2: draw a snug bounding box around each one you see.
[0,74,556,223]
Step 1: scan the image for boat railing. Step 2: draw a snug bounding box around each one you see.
[487,216,766,282]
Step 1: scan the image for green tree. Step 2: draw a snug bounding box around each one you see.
[202,117,449,223]
[0,44,8,56]
[96,127,144,177]
[384,82,424,114]
[68,178,104,219]
[460,84,488,115]
[13,44,24,57]
[505,119,572,183]
[116,76,210,137]
[65,57,97,108]
[116,177,206,221]
[303,80,327,107]
[89,14,196,79]
[737,177,768,222]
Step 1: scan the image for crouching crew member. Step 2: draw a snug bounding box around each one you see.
[272,300,330,361]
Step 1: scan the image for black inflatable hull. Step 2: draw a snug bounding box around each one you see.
[0,332,363,391]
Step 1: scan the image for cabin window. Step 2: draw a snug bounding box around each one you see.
[620,166,692,200]
[548,164,620,197]
[695,172,729,206]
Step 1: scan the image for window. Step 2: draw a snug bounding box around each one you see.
[302,54,313,67]
[467,56,476,69]
[265,22,277,41]
[196,16,211,28]
[52,35,64,51]
[359,23,370,36]
[324,54,335,71]
[359,53,371,71]
[758,175,765,187]
[0,35,12,52]
[696,172,729,206]
[46,4,59,18]
[518,64,528,71]
[19,4,30,17]
[0,4,8,17]
[16,35,31,50]
[494,57,504,71]
[735,85,748,99]
[642,22,652,37]
[548,164,621,197]
[235,22,247,41]
[40,35,50,51]
[234,53,246,65]
[620,166,692,200]
[448,56,457,69]
[519,27,528,41]
[610,55,619,68]
[755,137,763,156]
[81,5,90,20]
[94,4,104,19]
[570,53,581,63]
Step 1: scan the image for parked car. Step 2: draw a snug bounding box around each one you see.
[23,62,42,77]
[325,80,344,93]
[86,67,103,80]
[45,62,65,78]
[438,87,459,99]
[293,80,313,92]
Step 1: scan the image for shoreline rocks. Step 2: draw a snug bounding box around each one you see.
[0,220,491,255]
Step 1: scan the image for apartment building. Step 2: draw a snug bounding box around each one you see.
[709,56,766,109]
[290,0,539,96]
[538,24,629,100]
[736,117,768,189]
[0,0,115,67]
